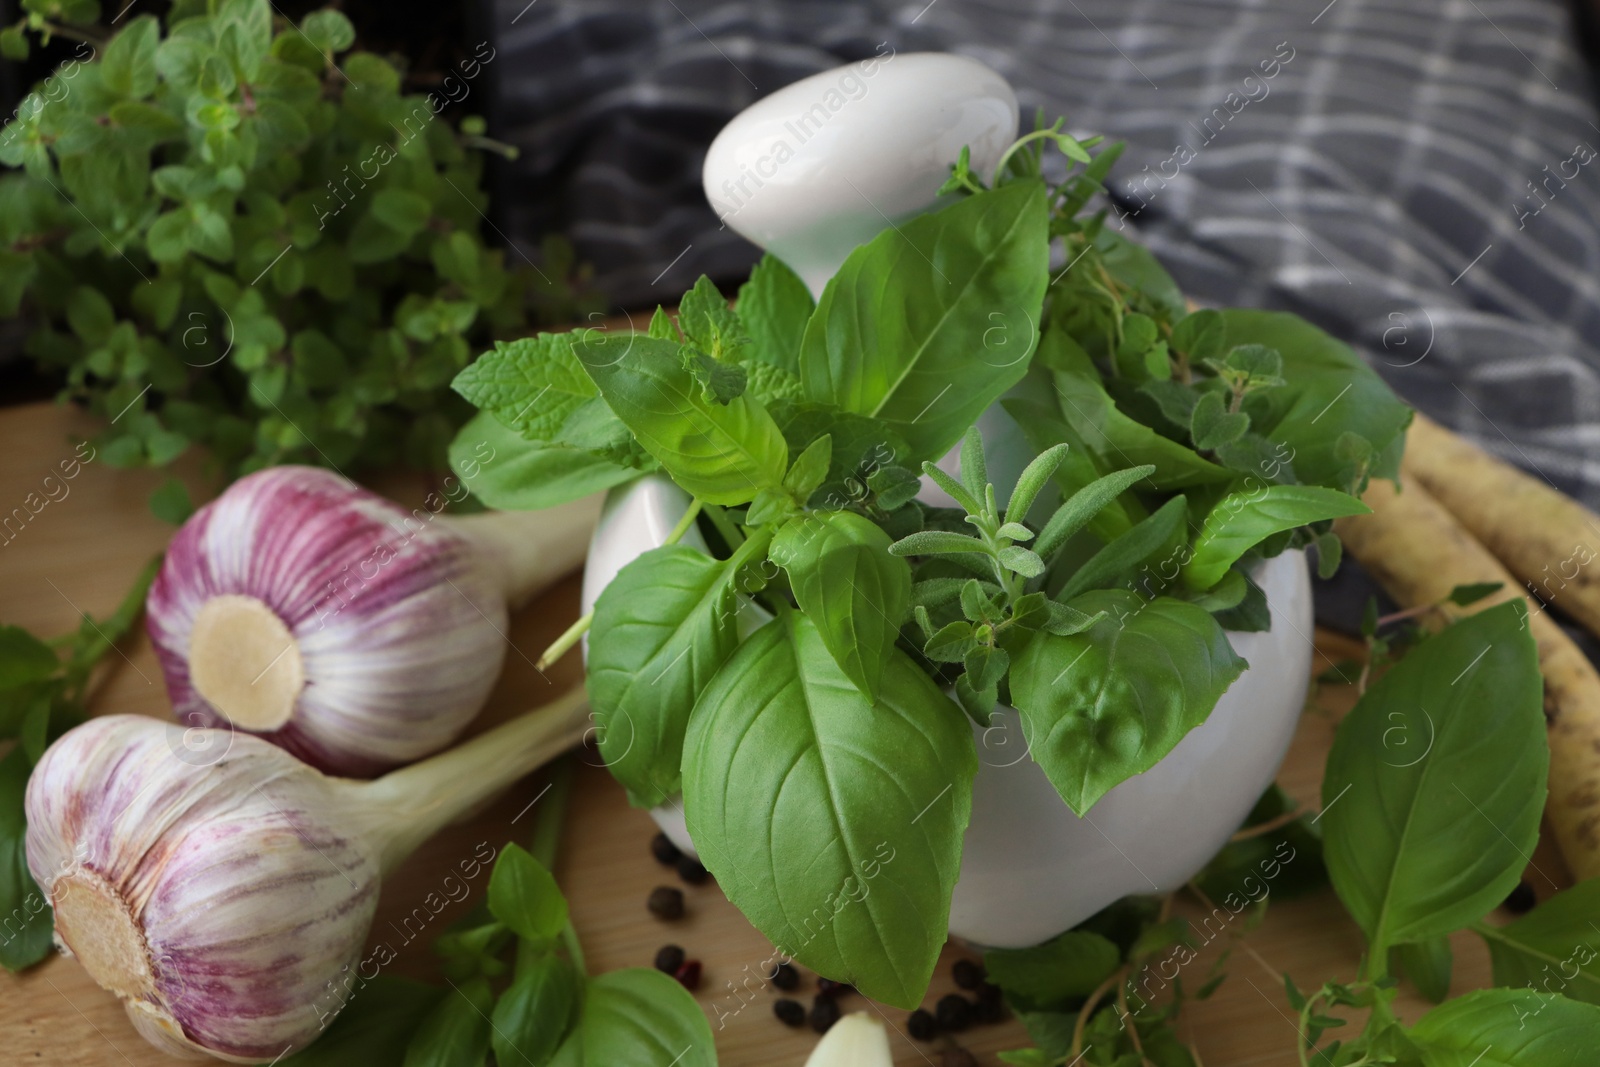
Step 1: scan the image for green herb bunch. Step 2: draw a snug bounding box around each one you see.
[447,119,1409,1008]
[0,0,592,483]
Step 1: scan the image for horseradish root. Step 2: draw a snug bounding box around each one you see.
[1403,413,1600,638]
[1336,479,1600,880]
[147,466,598,776]
[24,688,589,1062]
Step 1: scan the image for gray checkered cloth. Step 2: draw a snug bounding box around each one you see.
[487,0,1600,504]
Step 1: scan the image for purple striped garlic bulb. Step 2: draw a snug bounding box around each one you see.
[147,466,597,777]
[26,691,589,1063]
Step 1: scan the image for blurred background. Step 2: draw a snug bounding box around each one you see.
[3,0,1599,499]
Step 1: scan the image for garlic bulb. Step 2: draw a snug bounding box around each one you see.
[147,465,598,776]
[25,690,588,1063]
[803,1012,893,1067]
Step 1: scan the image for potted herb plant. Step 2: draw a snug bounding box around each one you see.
[448,115,1410,1007]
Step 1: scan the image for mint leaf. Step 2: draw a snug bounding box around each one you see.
[736,253,813,373]
[452,335,598,443]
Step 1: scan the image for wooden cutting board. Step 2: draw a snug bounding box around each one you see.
[0,399,1569,1067]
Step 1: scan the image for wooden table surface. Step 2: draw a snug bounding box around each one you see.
[0,400,1570,1067]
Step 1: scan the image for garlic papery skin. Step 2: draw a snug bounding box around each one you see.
[26,715,379,1063]
[147,465,599,777]
[26,690,590,1062]
[802,1012,893,1066]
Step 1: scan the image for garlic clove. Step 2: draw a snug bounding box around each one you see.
[146,465,590,777]
[802,1012,894,1067]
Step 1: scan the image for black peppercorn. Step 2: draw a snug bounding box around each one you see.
[653,944,685,974]
[1504,881,1537,915]
[677,856,711,885]
[674,959,702,990]
[907,1008,938,1041]
[951,958,985,990]
[810,995,842,1033]
[816,977,854,998]
[651,832,682,866]
[935,993,972,1033]
[973,983,1006,1024]
[774,999,806,1027]
[647,885,685,920]
[769,961,800,991]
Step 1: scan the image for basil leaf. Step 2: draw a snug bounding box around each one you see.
[682,615,976,1008]
[799,180,1049,460]
[403,977,492,1067]
[280,977,443,1066]
[1181,485,1368,590]
[1218,310,1412,489]
[448,412,640,511]
[574,334,786,505]
[0,747,51,971]
[1044,329,1233,490]
[1055,495,1188,603]
[548,968,714,1067]
[452,334,597,442]
[984,930,1121,1006]
[736,253,813,373]
[1476,880,1600,1004]
[587,543,746,807]
[1410,989,1600,1066]
[1322,602,1545,957]
[770,511,910,701]
[1010,590,1246,814]
[1397,937,1453,1004]
[487,844,567,943]
[492,955,579,1067]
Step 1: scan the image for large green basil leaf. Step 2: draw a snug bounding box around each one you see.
[451,333,596,441]
[1219,310,1412,488]
[1044,328,1233,491]
[573,333,786,505]
[0,746,51,971]
[770,510,910,701]
[448,412,641,511]
[1010,590,1246,815]
[1410,989,1600,1066]
[1181,485,1367,590]
[1476,880,1600,1004]
[548,968,715,1067]
[799,180,1049,460]
[682,615,975,1008]
[1322,601,1545,957]
[588,542,749,807]
[736,253,813,373]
